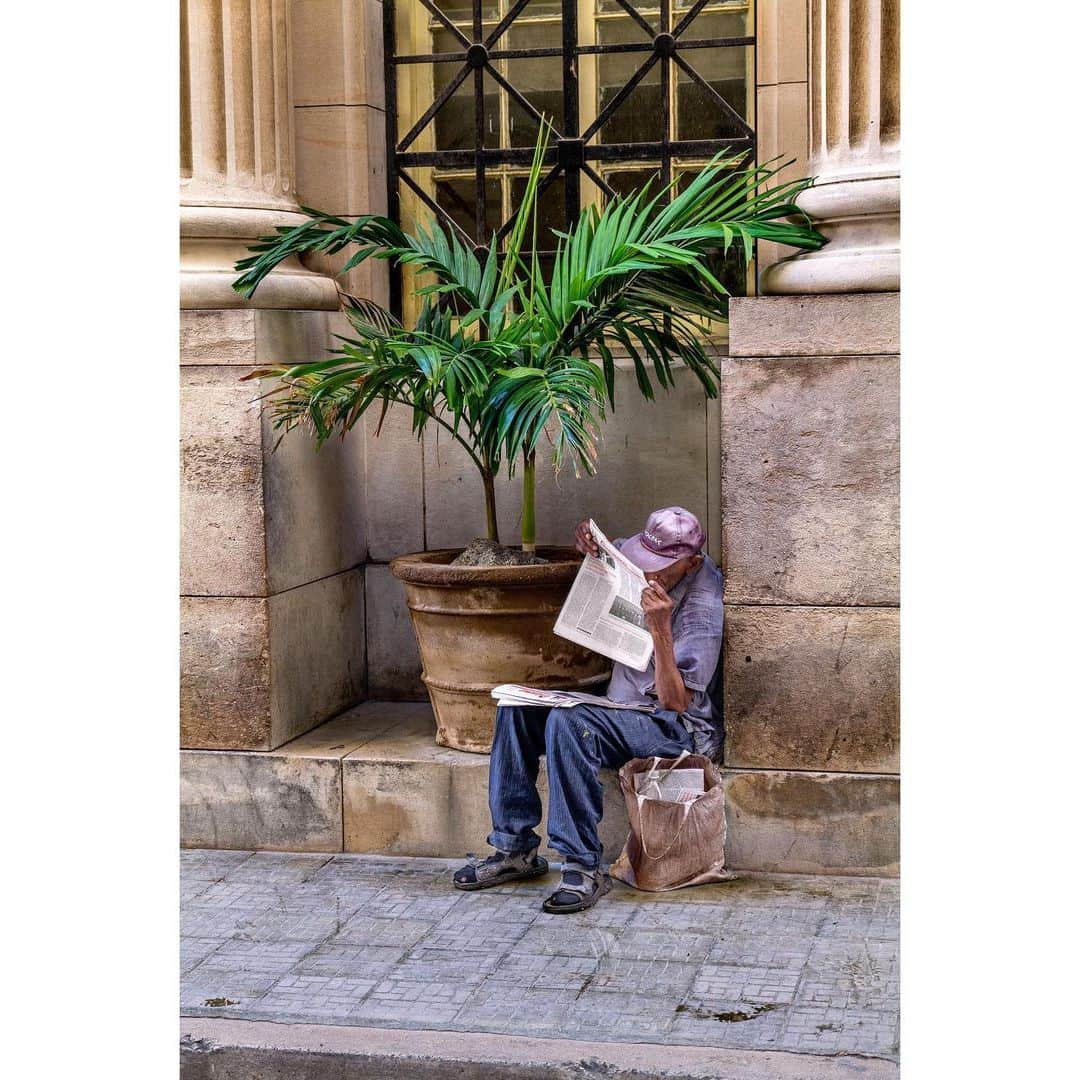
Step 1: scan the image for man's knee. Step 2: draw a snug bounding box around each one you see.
[545,706,595,756]
[495,704,534,730]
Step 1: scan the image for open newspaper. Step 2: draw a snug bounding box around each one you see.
[553,520,654,672]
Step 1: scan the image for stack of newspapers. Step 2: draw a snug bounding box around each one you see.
[490,684,656,713]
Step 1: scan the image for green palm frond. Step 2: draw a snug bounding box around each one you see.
[233,210,407,299]
[522,152,824,403]
[484,358,606,478]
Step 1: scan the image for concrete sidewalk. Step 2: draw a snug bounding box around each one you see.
[181,850,898,1077]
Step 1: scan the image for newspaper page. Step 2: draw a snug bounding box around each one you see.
[553,520,654,672]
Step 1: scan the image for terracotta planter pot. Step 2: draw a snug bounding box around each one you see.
[390,547,611,753]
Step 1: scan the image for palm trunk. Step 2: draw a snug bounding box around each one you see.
[521,451,536,554]
[482,467,499,543]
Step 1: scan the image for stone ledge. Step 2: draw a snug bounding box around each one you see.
[729,294,899,357]
[180,704,419,850]
[182,703,898,876]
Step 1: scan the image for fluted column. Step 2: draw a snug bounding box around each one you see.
[763,0,900,294]
[180,0,337,309]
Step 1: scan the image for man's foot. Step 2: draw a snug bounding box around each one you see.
[542,865,612,914]
[452,848,549,891]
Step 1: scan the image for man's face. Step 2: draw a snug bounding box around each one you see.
[643,554,703,592]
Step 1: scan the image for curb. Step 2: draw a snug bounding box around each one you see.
[180,1017,899,1080]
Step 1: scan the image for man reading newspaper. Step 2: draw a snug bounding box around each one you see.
[453,506,724,913]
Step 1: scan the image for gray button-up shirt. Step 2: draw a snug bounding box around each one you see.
[605,545,725,759]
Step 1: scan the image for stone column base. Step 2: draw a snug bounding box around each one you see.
[762,174,899,294]
[180,205,340,311]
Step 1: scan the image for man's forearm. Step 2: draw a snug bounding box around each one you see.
[651,629,691,713]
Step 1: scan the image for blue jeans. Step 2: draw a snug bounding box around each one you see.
[487,704,693,871]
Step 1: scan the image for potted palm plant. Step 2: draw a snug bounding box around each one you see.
[233,123,824,752]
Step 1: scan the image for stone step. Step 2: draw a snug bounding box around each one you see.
[181,702,898,876]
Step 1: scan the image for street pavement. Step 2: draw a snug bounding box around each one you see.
[181,850,899,1065]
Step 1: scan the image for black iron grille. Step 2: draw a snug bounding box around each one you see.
[383,0,756,312]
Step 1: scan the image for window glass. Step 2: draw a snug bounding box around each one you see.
[434,177,502,241]
[676,45,752,141]
[507,21,563,148]
[596,20,664,144]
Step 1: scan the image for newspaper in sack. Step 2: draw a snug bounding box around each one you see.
[553,521,654,671]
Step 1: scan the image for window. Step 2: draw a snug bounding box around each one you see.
[385,1,756,316]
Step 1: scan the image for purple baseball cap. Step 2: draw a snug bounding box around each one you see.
[620,506,706,572]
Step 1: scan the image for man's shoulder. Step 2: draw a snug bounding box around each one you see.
[677,559,724,629]
[690,557,724,600]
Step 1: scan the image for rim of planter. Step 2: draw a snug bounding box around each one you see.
[389,547,583,588]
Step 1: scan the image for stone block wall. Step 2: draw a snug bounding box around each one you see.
[720,294,900,869]
[180,309,367,750]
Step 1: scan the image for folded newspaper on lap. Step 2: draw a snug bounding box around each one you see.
[553,520,654,671]
[491,684,656,713]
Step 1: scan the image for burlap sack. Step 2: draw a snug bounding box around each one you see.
[610,752,736,891]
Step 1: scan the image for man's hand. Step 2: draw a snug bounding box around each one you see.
[641,580,675,642]
[574,519,600,558]
[642,579,690,713]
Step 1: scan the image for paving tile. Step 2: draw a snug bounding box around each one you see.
[454,983,677,1040]
[180,951,289,1010]
[817,895,900,941]
[222,852,335,884]
[365,886,464,921]
[797,938,898,1013]
[385,950,505,987]
[625,898,733,934]
[471,952,599,991]
[705,932,816,969]
[515,924,619,959]
[246,973,379,1022]
[181,957,307,1008]
[721,902,828,937]
[295,942,407,979]
[669,998,789,1049]
[180,877,218,904]
[330,914,435,950]
[191,879,285,912]
[781,1003,900,1057]
[691,962,802,1005]
[351,977,480,1026]
[585,957,699,998]
[605,928,715,963]
[230,908,351,944]
[180,936,226,975]
[180,849,255,881]
[421,918,532,956]
[432,891,542,925]
[181,902,266,940]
